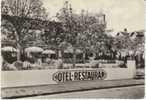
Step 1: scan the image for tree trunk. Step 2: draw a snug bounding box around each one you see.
[17,43,21,61]
[58,50,62,58]
[83,50,86,64]
[72,48,76,68]
[15,29,22,61]
[92,52,96,60]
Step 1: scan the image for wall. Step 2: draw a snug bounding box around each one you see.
[1,60,136,88]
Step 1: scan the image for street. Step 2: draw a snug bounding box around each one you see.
[26,85,144,99]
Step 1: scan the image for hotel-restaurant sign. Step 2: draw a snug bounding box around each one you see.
[53,69,107,83]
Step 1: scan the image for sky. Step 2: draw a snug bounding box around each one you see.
[42,0,145,34]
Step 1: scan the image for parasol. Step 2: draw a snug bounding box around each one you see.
[25,46,43,53]
[42,50,56,54]
[1,46,17,52]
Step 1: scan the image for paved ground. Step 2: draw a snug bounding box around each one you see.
[26,85,144,99]
[2,79,144,99]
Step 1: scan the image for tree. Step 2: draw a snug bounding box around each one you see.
[56,1,107,67]
[113,30,133,51]
[56,1,82,67]
[76,10,109,61]
[41,21,64,49]
[1,0,48,61]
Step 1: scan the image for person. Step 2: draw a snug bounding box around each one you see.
[37,58,42,65]
[23,61,31,70]
[13,61,23,70]
[46,57,51,64]
[28,55,35,64]
[55,57,63,69]
[2,60,9,70]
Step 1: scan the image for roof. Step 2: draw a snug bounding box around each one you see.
[116,31,129,36]
[130,30,144,37]
[116,30,144,37]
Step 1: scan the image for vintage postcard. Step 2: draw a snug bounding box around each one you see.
[1,0,145,99]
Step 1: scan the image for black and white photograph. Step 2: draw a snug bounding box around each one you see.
[1,0,145,99]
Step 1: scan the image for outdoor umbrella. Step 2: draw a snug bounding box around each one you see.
[76,49,83,54]
[64,48,83,54]
[64,48,73,53]
[1,46,17,52]
[25,46,43,53]
[42,50,56,54]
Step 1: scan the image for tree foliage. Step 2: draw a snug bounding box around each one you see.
[56,1,107,52]
[1,0,48,60]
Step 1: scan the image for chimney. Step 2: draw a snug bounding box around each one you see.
[124,28,128,33]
